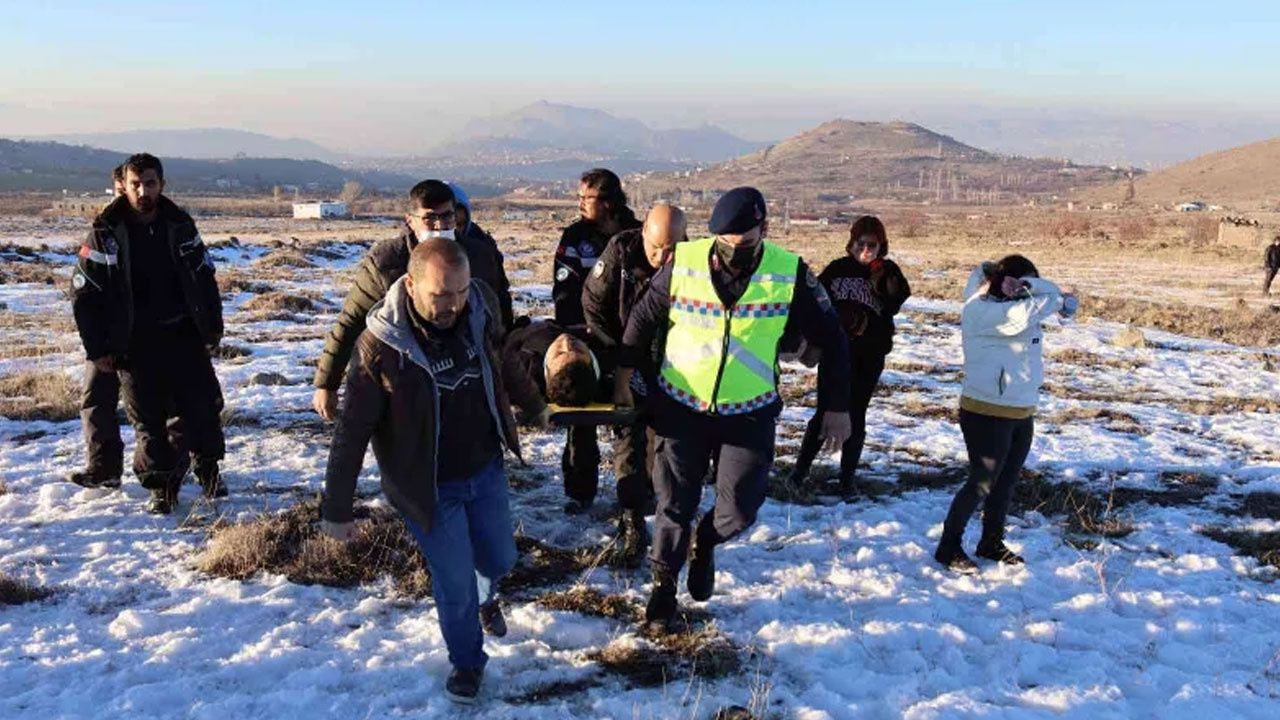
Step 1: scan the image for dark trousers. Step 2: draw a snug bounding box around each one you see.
[563,419,655,511]
[1265,267,1277,295]
[81,361,125,477]
[793,352,886,481]
[81,362,189,480]
[941,409,1035,546]
[119,321,225,488]
[650,408,775,574]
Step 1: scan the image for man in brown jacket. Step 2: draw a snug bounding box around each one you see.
[320,238,520,705]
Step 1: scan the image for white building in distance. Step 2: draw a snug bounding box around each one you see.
[292,201,349,219]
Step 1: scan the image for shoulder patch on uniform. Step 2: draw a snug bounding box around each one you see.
[71,271,86,290]
[556,267,571,282]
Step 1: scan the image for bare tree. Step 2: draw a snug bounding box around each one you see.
[339,180,365,211]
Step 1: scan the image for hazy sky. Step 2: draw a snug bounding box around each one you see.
[3,0,1279,155]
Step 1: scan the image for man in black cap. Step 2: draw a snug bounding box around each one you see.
[615,186,853,628]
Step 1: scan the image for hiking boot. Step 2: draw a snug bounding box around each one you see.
[146,488,175,515]
[195,460,227,499]
[563,497,593,515]
[479,599,507,638]
[644,567,678,631]
[687,523,717,602]
[444,666,483,705]
[616,510,650,566]
[934,542,978,574]
[67,468,122,490]
[838,474,858,498]
[976,538,1025,565]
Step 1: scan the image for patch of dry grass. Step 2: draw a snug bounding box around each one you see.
[1199,527,1280,571]
[0,370,80,421]
[0,572,53,605]
[1089,295,1280,348]
[241,292,317,314]
[589,622,742,688]
[253,248,315,269]
[537,586,641,621]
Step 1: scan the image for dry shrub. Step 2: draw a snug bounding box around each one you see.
[1042,406,1145,434]
[1117,216,1155,243]
[241,292,317,314]
[219,269,273,295]
[0,572,53,605]
[1184,216,1217,245]
[1044,214,1092,240]
[0,262,59,286]
[1229,493,1280,520]
[1046,348,1146,370]
[254,248,315,269]
[892,210,929,239]
[199,500,431,597]
[1009,471,1136,538]
[0,370,80,421]
[214,343,253,360]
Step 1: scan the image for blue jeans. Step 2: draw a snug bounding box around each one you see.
[402,460,516,671]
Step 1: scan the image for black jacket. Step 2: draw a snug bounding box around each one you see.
[621,242,853,419]
[553,213,641,326]
[321,277,520,533]
[313,224,514,390]
[71,195,222,361]
[818,255,911,356]
[499,320,606,422]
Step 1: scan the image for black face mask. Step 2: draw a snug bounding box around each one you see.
[715,239,761,272]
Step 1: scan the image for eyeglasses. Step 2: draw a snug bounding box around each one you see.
[413,210,456,224]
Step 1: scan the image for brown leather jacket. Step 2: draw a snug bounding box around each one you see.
[321,276,521,533]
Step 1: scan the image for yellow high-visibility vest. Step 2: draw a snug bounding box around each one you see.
[658,237,798,414]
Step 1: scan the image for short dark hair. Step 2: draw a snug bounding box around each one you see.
[546,360,596,406]
[408,236,469,280]
[122,153,163,181]
[988,254,1040,299]
[580,168,629,218]
[111,164,124,182]
[847,215,887,256]
[409,180,454,211]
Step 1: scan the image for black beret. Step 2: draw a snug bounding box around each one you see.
[709,186,767,235]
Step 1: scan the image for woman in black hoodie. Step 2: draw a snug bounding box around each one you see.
[788,215,911,493]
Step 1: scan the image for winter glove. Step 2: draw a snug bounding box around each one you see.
[1060,293,1079,318]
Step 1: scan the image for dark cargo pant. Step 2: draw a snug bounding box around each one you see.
[941,409,1035,546]
[649,407,775,574]
[81,362,189,481]
[119,321,224,489]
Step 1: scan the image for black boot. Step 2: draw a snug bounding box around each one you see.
[644,566,678,631]
[67,468,122,490]
[976,531,1025,565]
[479,598,507,638]
[615,510,650,566]
[934,538,978,574]
[195,459,227,499]
[687,517,717,602]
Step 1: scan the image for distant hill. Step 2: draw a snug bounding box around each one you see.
[1078,136,1280,210]
[0,138,411,193]
[430,101,766,167]
[21,128,341,163]
[630,119,1129,205]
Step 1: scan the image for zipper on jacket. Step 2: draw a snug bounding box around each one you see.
[708,307,733,413]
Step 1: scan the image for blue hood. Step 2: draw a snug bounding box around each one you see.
[448,182,473,236]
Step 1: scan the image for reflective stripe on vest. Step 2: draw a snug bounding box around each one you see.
[659,237,799,415]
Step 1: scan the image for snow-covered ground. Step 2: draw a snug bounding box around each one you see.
[2,236,1280,719]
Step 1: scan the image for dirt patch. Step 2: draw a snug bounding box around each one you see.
[1227,493,1280,520]
[1046,348,1147,370]
[1042,406,1146,434]
[1008,470,1136,538]
[214,343,253,360]
[503,677,603,704]
[0,573,53,605]
[0,370,80,422]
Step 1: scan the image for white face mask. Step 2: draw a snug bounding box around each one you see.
[415,228,455,242]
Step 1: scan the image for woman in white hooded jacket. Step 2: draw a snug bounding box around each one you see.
[935,255,1077,572]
